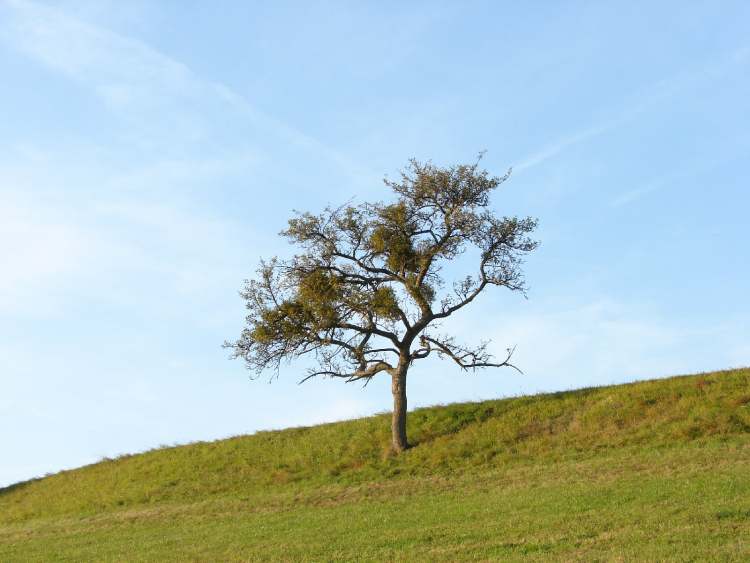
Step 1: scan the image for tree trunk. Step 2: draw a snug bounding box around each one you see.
[391,365,408,452]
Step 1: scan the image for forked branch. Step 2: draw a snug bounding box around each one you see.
[412,335,522,374]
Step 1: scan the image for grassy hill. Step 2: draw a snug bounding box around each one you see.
[2,367,750,561]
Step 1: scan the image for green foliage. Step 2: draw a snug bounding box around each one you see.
[369,286,402,321]
[252,300,309,343]
[225,157,538,405]
[296,269,342,326]
[368,202,420,274]
[1,368,749,560]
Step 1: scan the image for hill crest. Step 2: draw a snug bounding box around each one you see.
[2,367,749,525]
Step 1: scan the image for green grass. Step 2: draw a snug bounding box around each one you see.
[2,368,750,561]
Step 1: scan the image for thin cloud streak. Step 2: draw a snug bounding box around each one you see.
[0,0,372,316]
[0,0,367,180]
[515,46,750,173]
[515,120,622,172]
[610,145,749,207]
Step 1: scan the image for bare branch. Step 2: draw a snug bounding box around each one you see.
[298,360,394,385]
[416,336,522,374]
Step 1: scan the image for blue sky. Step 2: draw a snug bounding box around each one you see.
[1,0,748,487]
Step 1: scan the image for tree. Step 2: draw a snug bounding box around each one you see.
[225,156,538,452]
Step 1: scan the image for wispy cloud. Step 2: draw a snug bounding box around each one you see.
[0,0,366,177]
[0,177,253,317]
[515,46,750,173]
[0,0,371,318]
[1,0,196,109]
[0,193,91,314]
[515,121,621,172]
[483,299,743,389]
[610,144,749,207]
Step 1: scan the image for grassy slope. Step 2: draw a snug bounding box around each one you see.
[1,368,749,561]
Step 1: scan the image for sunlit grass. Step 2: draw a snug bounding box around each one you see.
[1,368,749,560]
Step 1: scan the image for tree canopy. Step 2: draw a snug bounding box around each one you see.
[226,156,538,451]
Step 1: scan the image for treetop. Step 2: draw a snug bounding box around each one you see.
[226,156,538,385]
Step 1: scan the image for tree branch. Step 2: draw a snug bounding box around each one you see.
[416,336,522,374]
[298,360,394,384]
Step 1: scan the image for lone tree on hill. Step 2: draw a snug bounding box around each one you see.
[226,157,538,452]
